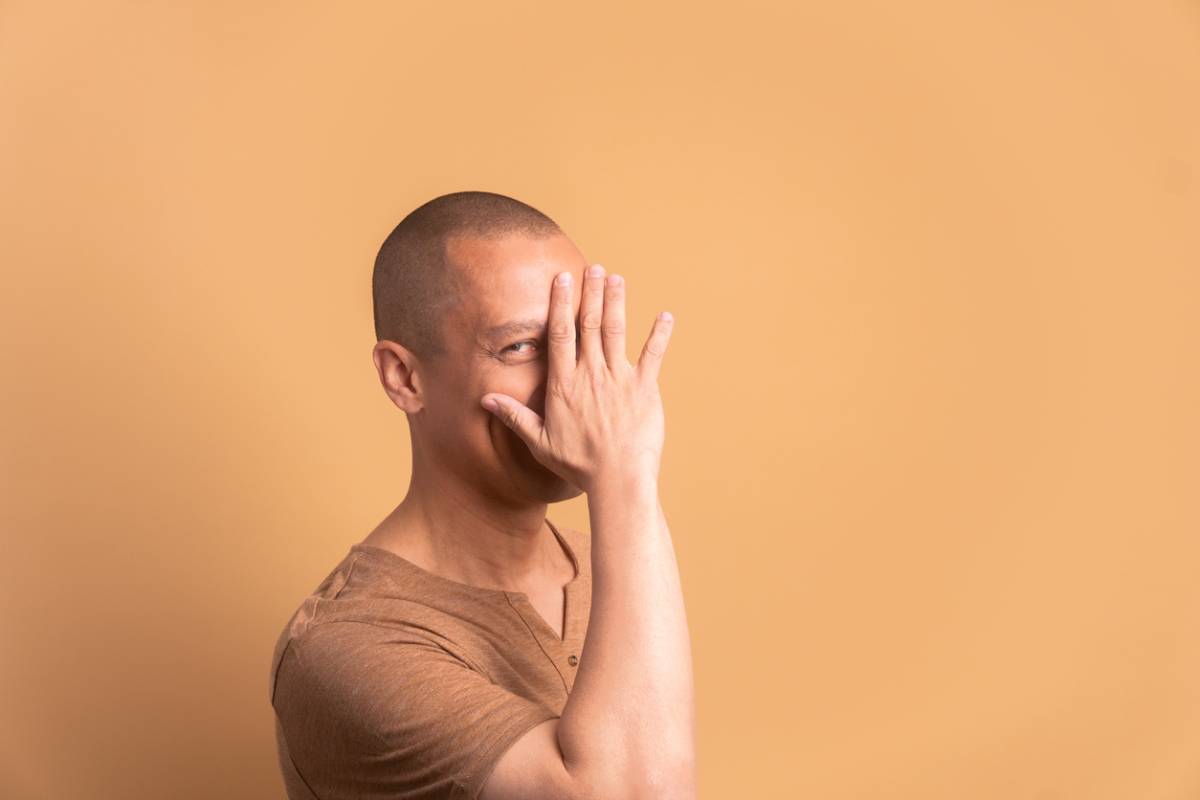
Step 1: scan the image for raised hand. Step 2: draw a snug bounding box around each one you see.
[480,264,673,495]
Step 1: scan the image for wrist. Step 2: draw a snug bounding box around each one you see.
[586,466,659,498]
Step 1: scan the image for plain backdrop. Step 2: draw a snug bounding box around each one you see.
[1,2,1198,798]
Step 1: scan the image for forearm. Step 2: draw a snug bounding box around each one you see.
[556,470,697,799]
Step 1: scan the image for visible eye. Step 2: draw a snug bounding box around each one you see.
[503,340,538,355]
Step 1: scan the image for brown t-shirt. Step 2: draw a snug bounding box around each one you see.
[268,518,592,800]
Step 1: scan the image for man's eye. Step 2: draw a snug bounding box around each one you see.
[504,340,537,354]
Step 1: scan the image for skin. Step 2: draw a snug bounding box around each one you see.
[364,231,593,604]
[477,256,692,800]
[368,233,694,798]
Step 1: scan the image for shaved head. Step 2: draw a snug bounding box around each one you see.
[372,191,563,360]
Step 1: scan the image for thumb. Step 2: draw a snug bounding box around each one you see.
[480,393,544,446]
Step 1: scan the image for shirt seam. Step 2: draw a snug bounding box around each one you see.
[311,550,364,621]
[273,645,326,800]
[285,735,325,800]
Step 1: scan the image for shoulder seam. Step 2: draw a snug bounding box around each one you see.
[310,550,363,622]
[332,550,364,601]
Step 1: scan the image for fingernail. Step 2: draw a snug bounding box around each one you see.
[587,264,604,277]
[659,311,672,322]
[556,272,571,285]
[481,396,497,411]
[606,274,621,286]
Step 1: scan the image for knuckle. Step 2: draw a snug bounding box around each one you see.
[580,310,603,331]
[548,321,573,342]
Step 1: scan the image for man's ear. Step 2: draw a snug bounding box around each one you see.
[372,340,424,414]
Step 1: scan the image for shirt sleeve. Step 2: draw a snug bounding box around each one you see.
[271,620,560,800]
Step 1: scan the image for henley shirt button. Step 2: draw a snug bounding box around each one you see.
[567,654,578,666]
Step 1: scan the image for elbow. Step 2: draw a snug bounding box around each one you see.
[572,761,697,800]
[634,760,698,800]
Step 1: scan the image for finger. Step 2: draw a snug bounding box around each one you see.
[578,263,606,371]
[636,311,674,383]
[601,273,628,370]
[547,271,576,381]
[481,393,545,447]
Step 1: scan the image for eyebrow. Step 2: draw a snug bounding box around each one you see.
[481,319,549,341]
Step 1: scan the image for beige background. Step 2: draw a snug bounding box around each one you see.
[2,2,1198,798]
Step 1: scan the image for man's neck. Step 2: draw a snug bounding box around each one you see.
[360,480,570,595]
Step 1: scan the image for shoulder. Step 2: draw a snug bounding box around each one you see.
[272,618,470,734]
[280,615,458,686]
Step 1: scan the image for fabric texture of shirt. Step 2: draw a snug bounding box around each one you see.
[268,517,592,800]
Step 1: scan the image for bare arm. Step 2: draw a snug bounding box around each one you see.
[481,481,694,800]
[558,473,696,798]
[478,265,695,799]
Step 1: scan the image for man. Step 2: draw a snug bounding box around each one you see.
[268,191,696,800]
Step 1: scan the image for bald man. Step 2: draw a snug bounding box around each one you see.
[268,191,696,800]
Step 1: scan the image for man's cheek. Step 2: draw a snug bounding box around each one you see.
[494,417,540,468]
[483,411,519,455]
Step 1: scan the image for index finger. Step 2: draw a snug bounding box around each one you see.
[547,271,577,381]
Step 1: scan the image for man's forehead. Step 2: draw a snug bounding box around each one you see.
[447,231,582,276]
[449,235,586,337]
[472,276,582,341]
